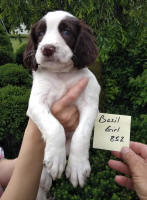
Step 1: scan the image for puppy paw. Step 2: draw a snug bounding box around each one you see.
[66,155,91,187]
[44,148,66,180]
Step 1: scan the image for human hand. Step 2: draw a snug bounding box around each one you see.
[0,159,16,189]
[51,78,88,135]
[108,141,147,200]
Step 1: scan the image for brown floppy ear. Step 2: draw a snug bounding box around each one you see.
[23,24,38,71]
[73,21,98,69]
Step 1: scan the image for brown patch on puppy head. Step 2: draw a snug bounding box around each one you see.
[73,20,98,69]
[58,17,80,50]
[23,20,46,71]
[59,17,98,69]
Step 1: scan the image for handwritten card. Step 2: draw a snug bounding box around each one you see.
[93,113,131,151]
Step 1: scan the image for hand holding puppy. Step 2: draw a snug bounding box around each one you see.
[51,78,88,134]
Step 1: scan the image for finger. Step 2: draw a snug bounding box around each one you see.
[58,106,78,125]
[60,78,88,107]
[53,78,88,112]
[121,147,144,176]
[65,111,79,132]
[115,175,134,190]
[111,141,147,160]
[130,141,147,159]
[108,160,131,176]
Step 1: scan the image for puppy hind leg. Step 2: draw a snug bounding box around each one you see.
[66,136,72,156]
[36,166,52,200]
[36,187,48,200]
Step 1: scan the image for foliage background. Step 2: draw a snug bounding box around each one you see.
[0,0,146,199]
[0,24,14,65]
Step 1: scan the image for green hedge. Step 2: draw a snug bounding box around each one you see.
[0,63,31,157]
[0,63,32,88]
[0,24,14,65]
[0,85,30,157]
[10,34,28,39]
[15,43,27,65]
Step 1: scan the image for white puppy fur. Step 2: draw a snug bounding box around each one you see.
[25,10,100,199]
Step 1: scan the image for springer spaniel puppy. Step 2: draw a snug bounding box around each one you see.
[24,10,100,199]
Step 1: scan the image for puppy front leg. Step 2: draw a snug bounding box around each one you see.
[66,105,98,187]
[27,97,66,180]
[43,114,67,179]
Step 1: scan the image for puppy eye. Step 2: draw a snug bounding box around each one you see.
[62,30,72,36]
[39,32,44,36]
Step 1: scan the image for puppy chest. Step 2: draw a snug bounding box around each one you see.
[33,69,92,107]
[46,82,67,105]
[44,75,83,106]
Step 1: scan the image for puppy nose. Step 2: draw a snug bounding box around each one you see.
[42,45,56,57]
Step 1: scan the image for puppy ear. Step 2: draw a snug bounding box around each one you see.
[23,24,38,71]
[73,21,98,68]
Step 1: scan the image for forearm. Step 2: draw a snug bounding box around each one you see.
[1,119,45,200]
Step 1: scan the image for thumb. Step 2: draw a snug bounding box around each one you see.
[121,147,143,176]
